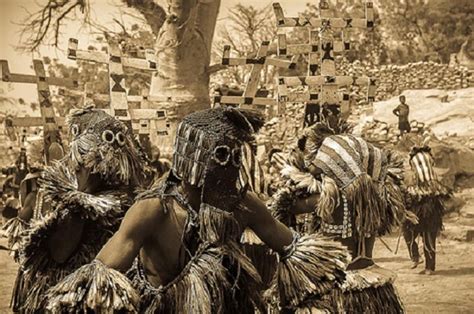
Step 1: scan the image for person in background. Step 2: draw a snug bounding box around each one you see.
[2,191,19,222]
[393,95,411,134]
[270,121,418,312]
[0,190,4,224]
[403,141,450,275]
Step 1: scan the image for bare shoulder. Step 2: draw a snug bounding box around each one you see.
[131,198,164,216]
[18,192,37,221]
[121,197,166,233]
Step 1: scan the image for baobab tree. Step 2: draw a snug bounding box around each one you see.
[19,0,222,153]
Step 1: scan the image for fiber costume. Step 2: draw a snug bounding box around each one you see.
[271,123,406,313]
[2,134,60,260]
[45,108,348,313]
[2,135,61,312]
[2,172,41,262]
[403,144,449,272]
[11,107,149,313]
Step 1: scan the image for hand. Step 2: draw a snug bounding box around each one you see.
[405,210,419,225]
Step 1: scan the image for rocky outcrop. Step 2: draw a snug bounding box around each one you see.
[370,88,474,139]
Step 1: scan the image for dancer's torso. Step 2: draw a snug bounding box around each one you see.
[137,193,249,288]
[139,198,189,287]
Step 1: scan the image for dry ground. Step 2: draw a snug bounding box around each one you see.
[374,232,474,313]
[1,220,473,313]
[0,236,17,314]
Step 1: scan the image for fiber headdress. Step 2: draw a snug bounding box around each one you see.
[172,107,264,243]
[408,143,448,198]
[305,129,405,237]
[66,107,150,187]
[172,107,264,187]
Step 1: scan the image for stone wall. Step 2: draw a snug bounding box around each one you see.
[339,60,474,102]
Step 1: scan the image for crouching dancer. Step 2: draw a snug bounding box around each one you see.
[45,107,349,313]
[12,107,150,313]
[271,123,417,313]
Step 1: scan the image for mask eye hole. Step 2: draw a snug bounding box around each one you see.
[102,130,115,144]
[115,132,126,146]
[212,145,231,166]
[231,148,242,168]
[71,124,80,137]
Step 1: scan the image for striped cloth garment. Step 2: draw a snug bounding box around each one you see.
[312,135,387,188]
[407,150,448,197]
[270,151,289,171]
[240,142,268,196]
[410,151,436,184]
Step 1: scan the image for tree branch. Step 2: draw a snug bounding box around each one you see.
[113,18,130,37]
[207,63,227,74]
[18,0,87,51]
[122,0,166,37]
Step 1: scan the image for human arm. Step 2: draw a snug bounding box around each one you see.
[17,192,36,221]
[242,191,293,253]
[47,214,85,263]
[45,198,163,312]
[393,105,400,116]
[1,192,36,259]
[242,191,348,309]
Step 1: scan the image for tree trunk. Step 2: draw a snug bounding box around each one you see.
[145,0,221,156]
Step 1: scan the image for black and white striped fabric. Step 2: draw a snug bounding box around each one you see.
[240,142,267,196]
[410,151,436,184]
[270,151,288,171]
[312,135,387,187]
[407,147,449,200]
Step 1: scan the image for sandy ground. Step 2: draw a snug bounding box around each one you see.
[375,233,474,313]
[0,224,473,313]
[0,236,17,314]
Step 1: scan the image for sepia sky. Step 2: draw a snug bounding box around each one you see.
[0,0,310,103]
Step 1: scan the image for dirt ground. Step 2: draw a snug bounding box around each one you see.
[1,221,473,313]
[0,236,17,314]
[374,233,474,313]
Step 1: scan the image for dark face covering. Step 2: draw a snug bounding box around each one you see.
[170,107,264,244]
[171,107,263,212]
[201,143,245,210]
[75,167,104,193]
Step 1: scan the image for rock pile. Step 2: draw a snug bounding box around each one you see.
[338,60,473,102]
[361,119,429,146]
[257,102,305,150]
